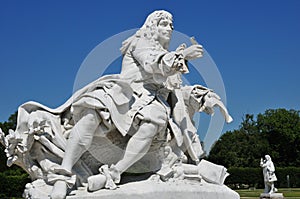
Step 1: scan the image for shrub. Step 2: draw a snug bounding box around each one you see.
[0,169,30,198]
[226,167,300,189]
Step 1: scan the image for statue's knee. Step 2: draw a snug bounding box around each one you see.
[148,121,160,133]
[68,109,100,144]
[137,121,159,139]
[132,101,168,139]
[72,106,98,120]
[138,104,168,128]
[74,109,100,125]
[84,109,100,124]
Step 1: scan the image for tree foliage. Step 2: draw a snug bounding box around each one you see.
[257,109,300,166]
[0,111,17,133]
[0,111,30,198]
[0,169,30,198]
[208,109,300,168]
[0,111,18,172]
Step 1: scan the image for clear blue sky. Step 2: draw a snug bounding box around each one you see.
[1,1,299,137]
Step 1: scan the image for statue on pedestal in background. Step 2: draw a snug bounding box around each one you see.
[260,155,278,194]
[260,155,284,199]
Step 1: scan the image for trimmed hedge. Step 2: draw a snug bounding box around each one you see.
[226,167,300,189]
[276,167,300,188]
[226,167,263,188]
[0,169,30,198]
[0,166,299,197]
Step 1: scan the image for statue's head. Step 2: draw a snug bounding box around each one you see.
[121,10,173,54]
[265,155,271,161]
[141,10,173,29]
[140,10,173,49]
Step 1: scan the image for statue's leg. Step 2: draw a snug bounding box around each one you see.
[114,121,159,174]
[86,100,168,191]
[61,108,101,171]
[114,99,168,175]
[269,182,275,194]
[51,108,100,199]
[87,121,160,191]
[265,182,271,194]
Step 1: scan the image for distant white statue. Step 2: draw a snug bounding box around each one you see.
[260,155,278,194]
[0,10,235,199]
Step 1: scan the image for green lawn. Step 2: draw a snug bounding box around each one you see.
[235,188,300,198]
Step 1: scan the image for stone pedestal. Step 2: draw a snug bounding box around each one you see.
[67,179,239,199]
[260,193,284,199]
[24,176,240,199]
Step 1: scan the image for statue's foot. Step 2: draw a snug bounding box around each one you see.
[109,164,121,183]
[50,180,67,199]
[87,174,107,192]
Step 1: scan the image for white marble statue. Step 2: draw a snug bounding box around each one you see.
[0,10,235,199]
[260,155,278,194]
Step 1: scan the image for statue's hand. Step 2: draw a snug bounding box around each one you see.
[182,44,203,60]
[175,43,186,52]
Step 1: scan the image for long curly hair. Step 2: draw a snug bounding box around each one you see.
[120,10,173,55]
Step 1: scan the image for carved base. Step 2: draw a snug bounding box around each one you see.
[67,178,239,199]
[260,193,284,199]
[24,175,239,199]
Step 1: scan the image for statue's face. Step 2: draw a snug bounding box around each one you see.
[157,18,173,45]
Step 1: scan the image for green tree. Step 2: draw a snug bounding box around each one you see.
[257,109,300,166]
[0,111,29,198]
[0,111,18,172]
[0,111,17,133]
[208,129,269,168]
[208,109,300,168]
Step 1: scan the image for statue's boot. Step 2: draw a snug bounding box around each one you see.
[87,164,120,191]
[49,167,76,199]
[50,181,68,199]
[87,174,107,192]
